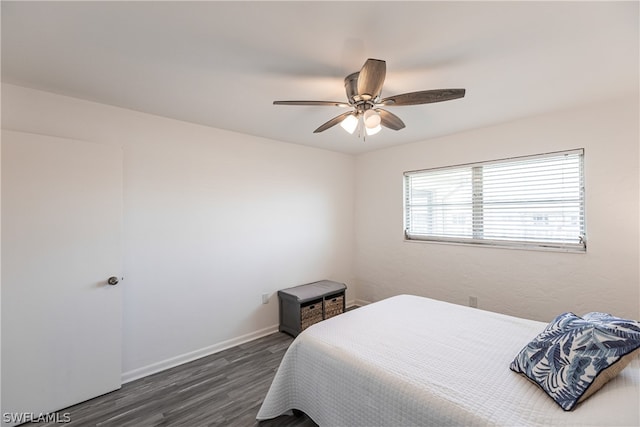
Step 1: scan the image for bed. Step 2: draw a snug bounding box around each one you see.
[257,295,640,426]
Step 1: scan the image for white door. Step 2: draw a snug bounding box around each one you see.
[1,130,123,426]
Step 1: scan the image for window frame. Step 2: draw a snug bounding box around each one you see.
[403,149,586,252]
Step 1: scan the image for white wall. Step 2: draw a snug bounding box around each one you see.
[355,96,639,321]
[1,83,355,380]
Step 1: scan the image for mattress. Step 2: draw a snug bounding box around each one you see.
[257,294,640,426]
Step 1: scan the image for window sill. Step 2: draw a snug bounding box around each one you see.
[403,236,586,253]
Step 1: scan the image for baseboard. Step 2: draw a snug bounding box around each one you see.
[121,324,279,384]
[122,301,370,384]
[347,299,371,308]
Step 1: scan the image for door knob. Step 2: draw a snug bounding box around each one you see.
[107,276,119,286]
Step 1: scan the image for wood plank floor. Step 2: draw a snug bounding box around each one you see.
[22,332,318,427]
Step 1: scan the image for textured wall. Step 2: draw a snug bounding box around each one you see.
[355,96,639,321]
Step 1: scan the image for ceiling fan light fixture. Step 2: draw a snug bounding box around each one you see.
[274,58,465,137]
[340,114,359,134]
[363,109,381,129]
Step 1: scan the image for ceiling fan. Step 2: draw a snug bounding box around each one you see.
[274,58,465,137]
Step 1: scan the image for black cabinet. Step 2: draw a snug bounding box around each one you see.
[278,280,347,337]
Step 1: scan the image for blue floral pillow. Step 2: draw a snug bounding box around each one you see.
[510,311,640,411]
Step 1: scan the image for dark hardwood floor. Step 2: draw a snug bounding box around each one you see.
[22,332,318,427]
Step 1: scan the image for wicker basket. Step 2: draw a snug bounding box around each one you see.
[300,302,323,330]
[324,295,344,319]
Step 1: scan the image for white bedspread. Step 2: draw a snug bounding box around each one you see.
[257,295,640,426]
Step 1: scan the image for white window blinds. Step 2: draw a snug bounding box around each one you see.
[404,149,585,251]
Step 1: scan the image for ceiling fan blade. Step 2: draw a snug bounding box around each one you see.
[378,109,406,131]
[379,89,465,106]
[357,59,386,100]
[274,100,351,107]
[313,111,354,133]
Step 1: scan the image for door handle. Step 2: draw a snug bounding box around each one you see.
[107,276,119,286]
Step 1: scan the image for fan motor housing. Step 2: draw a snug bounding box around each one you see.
[344,72,360,104]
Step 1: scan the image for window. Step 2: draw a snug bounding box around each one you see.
[404,149,585,251]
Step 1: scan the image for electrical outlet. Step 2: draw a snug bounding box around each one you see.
[469,296,478,308]
[262,293,269,304]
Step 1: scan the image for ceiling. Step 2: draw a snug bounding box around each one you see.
[1,1,638,154]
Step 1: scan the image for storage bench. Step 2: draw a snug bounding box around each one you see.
[278,280,347,337]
